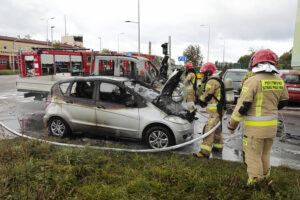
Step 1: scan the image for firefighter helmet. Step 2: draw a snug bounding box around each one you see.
[249,49,277,69]
[200,62,217,76]
[185,62,194,70]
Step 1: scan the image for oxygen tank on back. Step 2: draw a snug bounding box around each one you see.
[223,79,235,104]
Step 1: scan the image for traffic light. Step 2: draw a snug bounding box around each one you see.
[161,43,168,55]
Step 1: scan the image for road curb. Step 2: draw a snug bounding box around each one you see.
[282,107,300,111]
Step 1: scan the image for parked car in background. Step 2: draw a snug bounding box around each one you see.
[222,69,248,102]
[281,72,300,102]
[44,70,194,149]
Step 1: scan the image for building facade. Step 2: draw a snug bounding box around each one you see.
[61,36,83,47]
[0,35,81,70]
[292,0,300,70]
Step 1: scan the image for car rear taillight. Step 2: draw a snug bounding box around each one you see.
[46,95,52,108]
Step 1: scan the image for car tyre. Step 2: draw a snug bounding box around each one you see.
[145,126,174,149]
[48,117,70,138]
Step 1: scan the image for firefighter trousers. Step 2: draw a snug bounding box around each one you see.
[243,134,274,180]
[200,110,223,156]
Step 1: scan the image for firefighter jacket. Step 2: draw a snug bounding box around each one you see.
[239,71,254,89]
[199,78,221,111]
[228,72,289,138]
[184,72,196,102]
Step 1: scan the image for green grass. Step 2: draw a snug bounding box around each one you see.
[0,138,299,200]
[0,70,19,75]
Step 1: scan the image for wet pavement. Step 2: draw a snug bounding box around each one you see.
[0,75,300,169]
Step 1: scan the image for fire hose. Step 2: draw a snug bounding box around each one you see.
[0,121,221,153]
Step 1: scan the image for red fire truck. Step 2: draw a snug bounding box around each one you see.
[18,49,156,78]
[18,48,94,77]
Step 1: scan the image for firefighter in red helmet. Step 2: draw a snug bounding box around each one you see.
[183,62,197,113]
[194,62,225,158]
[227,49,289,186]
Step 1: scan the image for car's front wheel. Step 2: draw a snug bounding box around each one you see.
[145,126,174,149]
[48,117,70,138]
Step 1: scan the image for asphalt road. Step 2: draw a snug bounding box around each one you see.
[0,75,300,169]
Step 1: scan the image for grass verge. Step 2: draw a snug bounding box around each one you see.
[0,138,299,199]
[0,70,19,75]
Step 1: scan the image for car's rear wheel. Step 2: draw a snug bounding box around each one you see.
[145,126,174,149]
[48,117,70,138]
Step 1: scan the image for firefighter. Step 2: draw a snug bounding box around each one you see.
[239,71,254,90]
[227,49,289,186]
[183,62,197,113]
[193,62,224,158]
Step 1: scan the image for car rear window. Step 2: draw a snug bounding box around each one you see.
[282,74,300,84]
[224,71,247,82]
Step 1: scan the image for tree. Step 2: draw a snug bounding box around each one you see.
[6,60,10,70]
[278,49,292,69]
[100,48,111,54]
[237,49,255,69]
[53,43,61,48]
[183,44,203,70]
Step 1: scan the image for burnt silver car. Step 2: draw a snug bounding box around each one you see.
[44,70,194,149]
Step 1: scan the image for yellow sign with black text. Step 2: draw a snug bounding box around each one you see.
[261,80,284,91]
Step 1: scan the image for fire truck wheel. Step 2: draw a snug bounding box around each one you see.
[48,117,70,138]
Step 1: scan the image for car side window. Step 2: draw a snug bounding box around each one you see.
[99,82,133,104]
[70,81,94,99]
[59,82,71,95]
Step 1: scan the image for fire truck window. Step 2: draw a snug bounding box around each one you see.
[119,60,136,78]
[86,55,92,63]
[70,81,94,99]
[25,61,34,77]
[55,62,70,73]
[71,62,83,75]
[42,64,54,75]
[99,60,115,76]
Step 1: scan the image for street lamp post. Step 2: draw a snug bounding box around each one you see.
[98,37,102,52]
[125,0,140,56]
[51,26,55,46]
[117,33,124,52]
[200,24,210,62]
[12,39,18,72]
[41,17,54,46]
[223,40,225,63]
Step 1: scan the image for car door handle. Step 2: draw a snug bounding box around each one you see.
[66,100,73,104]
[97,105,105,109]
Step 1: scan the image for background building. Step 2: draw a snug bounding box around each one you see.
[61,36,83,47]
[0,35,82,70]
[292,0,300,70]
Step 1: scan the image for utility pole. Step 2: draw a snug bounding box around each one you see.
[98,37,102,52]
[138,0,140,56]
[223,40,225,63]
[149,41,151,55]
[51,26,55,46]
[168,36,171,67]
[64,15,67,36]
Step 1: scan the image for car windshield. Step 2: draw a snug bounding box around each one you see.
[282,74,300,84]
[224,71,247,82]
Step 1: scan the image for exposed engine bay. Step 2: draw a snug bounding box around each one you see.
[125,69,196,122]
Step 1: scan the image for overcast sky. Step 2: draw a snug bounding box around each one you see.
[0,0,298,63]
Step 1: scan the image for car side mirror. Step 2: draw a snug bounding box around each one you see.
[125,99,136,107]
